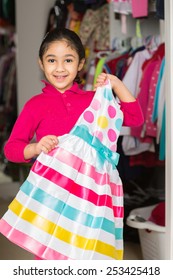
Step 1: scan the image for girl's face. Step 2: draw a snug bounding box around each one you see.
[39,40,85,93]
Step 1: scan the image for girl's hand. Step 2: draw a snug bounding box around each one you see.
[94,73,136,102]
[94,73,108,91]
[24,135,59,160]
[35,135,59,154]
[94,73,121,91]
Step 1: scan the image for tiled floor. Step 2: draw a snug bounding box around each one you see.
[0,185,142,260]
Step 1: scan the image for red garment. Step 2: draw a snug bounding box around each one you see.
[129,151,165,168]
[149,202,165,227]
[4,81,144,163]
[142,43,165,71]
[106,52,129,77]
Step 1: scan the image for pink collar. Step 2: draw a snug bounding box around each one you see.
[41,80,85,95]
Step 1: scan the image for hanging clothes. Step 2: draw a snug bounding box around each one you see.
[79,3,110,51]
[145,59,162,138]
[131,0,148,18]
[45,1,68,33]
[0,0,15,25]
[156,0,164,19]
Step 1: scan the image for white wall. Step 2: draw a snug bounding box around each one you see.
[15,0,55,113]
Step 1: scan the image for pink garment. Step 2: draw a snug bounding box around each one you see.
[4,81,144,163]
[131,0,148,18]
[35,256,43,260]
[130,61,157,140]
[4,81,94,163]
[145,60,162,138]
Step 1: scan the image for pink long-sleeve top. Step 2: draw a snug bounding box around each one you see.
[4,81,144,163]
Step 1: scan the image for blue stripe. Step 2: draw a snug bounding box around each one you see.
[70,125,119,169]
[19,180,123,240]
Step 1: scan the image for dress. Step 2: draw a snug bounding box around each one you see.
[0,80,124,260]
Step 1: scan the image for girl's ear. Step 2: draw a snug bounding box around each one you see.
[78,58,85,72]
[38,58,44,71]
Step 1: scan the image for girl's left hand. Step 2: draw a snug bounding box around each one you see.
[94,73,108,91]
[94,72,136,102]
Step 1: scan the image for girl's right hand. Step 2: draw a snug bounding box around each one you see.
[35,135,59,155]
[24,135,58,160]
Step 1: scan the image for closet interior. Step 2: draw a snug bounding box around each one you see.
[0,0,165,258]
[0,0,19,194]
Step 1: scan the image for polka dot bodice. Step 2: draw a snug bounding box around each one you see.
[71,80,124,152]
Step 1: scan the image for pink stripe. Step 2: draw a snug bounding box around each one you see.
[32,161,124,218]
[0,219,72,260]
[44,147,123,196]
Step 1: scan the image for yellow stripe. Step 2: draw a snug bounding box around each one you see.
[9,199,123,259]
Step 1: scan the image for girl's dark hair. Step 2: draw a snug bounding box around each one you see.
[39,28,86,83]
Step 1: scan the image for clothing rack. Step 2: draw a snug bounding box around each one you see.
[0,25,18,183]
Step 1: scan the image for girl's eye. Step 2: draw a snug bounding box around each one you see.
[65,59,73,63]
[48,59,55,63]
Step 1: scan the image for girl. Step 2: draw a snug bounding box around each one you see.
[0,28,144,260]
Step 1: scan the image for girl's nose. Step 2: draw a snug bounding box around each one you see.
[55,62,65,71]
